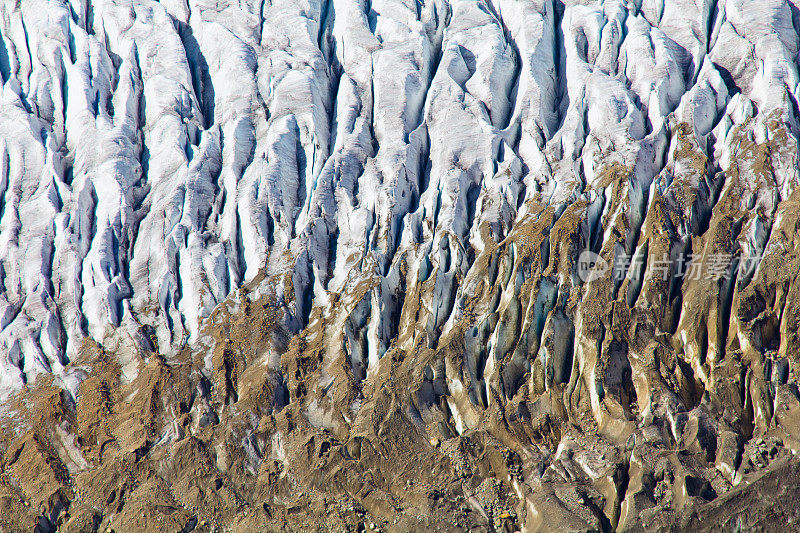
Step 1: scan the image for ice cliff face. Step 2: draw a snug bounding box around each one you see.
[2,0,800,531]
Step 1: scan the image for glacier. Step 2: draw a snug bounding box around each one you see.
[1,0,796,396]
[1,0,800,530]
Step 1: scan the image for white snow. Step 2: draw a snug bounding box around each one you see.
[0,0,798,401]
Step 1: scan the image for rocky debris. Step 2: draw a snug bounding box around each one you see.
[1,0,800,530]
